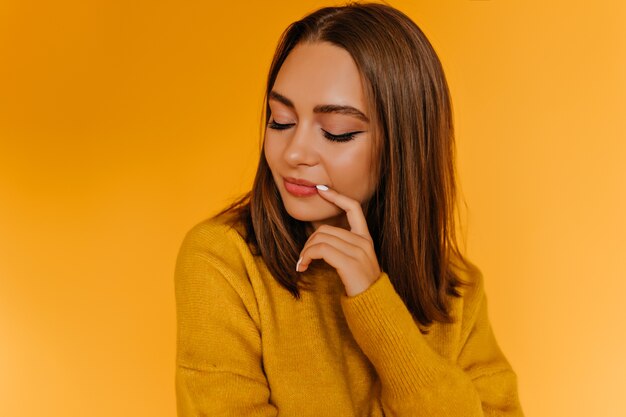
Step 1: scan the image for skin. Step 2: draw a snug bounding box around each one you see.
[263,41,382,296]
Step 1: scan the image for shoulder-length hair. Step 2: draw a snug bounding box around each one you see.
[213,1,479,331]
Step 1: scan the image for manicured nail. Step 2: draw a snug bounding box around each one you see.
[316,184,329,191]
[296,257,302,272]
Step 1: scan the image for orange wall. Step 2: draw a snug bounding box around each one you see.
[1,1,624,416]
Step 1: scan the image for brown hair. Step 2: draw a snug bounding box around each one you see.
[213,1,478,331]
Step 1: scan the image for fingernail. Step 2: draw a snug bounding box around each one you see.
[316,184,329,191]
[296,257,302,272]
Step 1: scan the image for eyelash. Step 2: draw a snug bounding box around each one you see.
[267,120,360,143]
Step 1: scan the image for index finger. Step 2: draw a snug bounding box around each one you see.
[315,184,371,238]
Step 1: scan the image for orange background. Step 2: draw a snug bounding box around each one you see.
[1,1,624,416]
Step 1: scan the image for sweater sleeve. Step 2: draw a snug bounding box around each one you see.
[174,222,278,417]
[339,271,524,417]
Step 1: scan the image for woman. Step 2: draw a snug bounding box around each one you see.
[174,2,525,416]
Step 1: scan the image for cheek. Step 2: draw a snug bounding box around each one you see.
[263,135,282,169]
[326,144,373,193]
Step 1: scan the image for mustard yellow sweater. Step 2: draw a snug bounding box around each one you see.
[174,214,525,416]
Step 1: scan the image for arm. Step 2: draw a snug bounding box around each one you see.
[339,271,524,417]
[174,223,278,417]
[456,277,524,416]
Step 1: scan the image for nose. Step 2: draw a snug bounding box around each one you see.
[283,122,319,167]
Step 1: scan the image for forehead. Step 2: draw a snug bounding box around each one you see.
[272,41,367,113]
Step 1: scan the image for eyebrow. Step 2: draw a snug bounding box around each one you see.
[268,90,369,123]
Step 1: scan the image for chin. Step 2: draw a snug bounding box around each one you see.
[283,204,326,222]
[282,199,340,223]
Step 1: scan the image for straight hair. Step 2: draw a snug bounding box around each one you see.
[213,1,478,332]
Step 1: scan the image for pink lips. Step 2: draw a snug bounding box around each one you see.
[283,177,319,197]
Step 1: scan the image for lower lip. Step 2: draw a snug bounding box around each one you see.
[283,179,318,197]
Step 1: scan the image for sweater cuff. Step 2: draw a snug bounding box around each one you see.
[339,271,450,398]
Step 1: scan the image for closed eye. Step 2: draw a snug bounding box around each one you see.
[267,120,363,143]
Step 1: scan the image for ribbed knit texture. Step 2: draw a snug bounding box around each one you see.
[174,214,525,416]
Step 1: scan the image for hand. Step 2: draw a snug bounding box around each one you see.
[296,185,382,297]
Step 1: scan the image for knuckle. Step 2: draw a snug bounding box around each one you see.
[318,224,331,233]
[308,242,322,253]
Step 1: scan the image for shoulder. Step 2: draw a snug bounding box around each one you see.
[176,211,251,278]
[181,209,247,247]
[447,259,498,358]
[174,212,264,333]
[449,252,484,299]
[449,257,487,327]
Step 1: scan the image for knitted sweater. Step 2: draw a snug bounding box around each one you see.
[174,213,525,416]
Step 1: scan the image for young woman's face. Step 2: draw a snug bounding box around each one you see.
[264,41,378,233]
